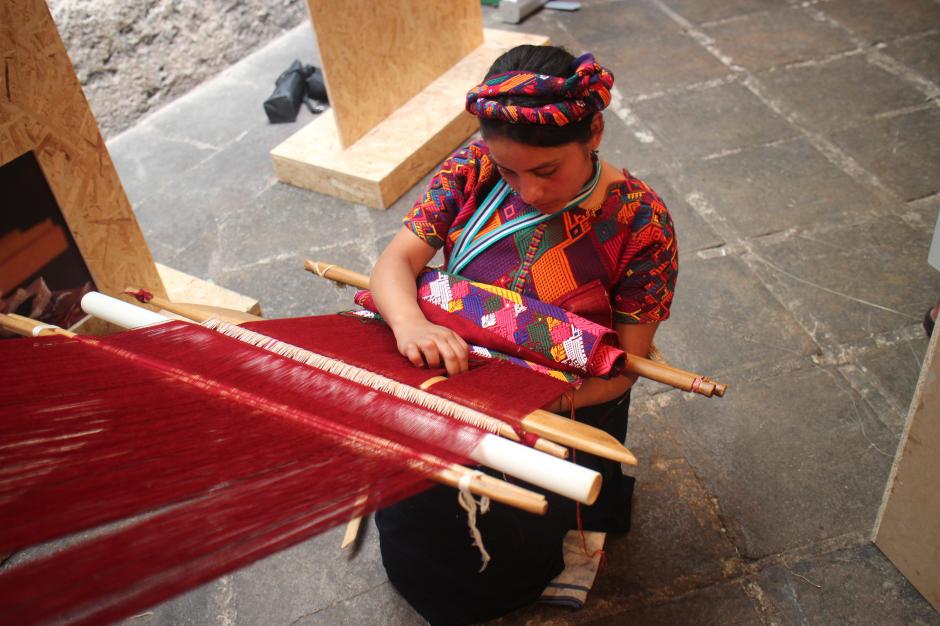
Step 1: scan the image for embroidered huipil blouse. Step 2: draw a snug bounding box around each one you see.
[404,141,678,327]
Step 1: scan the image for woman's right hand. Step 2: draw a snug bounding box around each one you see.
[392,318,469,376]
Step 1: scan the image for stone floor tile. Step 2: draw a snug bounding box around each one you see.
[491,402,743,626]
[703,6,856,72]
[559,0,685,42]
[818,0,940,44]
[755,53,929,136]
[882,31,940,87]
[747,214,940,352]
[290,581,424,626]
[598,106,676,182]
[219,252,373,318]
[755,543,940,625]
[230,528,396,626]
[635,172,724,255]
[632,82,799,160]
[673,137,892,239]
[838,335,930,432]
[132,526,397,626]
[222,22,320,87]
[652,254,818,379]
[145,74,306,150]
[668,365,897,559]
[594,30,731,96]
[108,124,219,208]
[134,185,228,254]
[600,409,742,593]
[657,0,779,26]
[829,107,940,202]
[585,578,763,626]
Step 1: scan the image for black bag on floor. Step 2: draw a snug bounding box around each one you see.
[264,60,314,123]
[304,67,328,103]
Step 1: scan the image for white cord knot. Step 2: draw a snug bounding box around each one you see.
[457,470,491,572]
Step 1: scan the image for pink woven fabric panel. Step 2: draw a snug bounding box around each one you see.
[355,269,625,378]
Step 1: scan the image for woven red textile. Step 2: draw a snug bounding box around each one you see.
[243,314,572,426]
[0,321,489,625]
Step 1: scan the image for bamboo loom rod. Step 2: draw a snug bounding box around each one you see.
[1,311,549,516]
[304,260,727,398]
[93,294,601,505]
[125,289,570,461]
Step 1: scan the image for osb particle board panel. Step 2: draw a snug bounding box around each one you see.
[271,29,549,209]
[156,263,261,316]
[0,0,166,300]
[307,0,483,148]
[874,329,940,612]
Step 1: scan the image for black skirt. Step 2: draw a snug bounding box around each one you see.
[375,391,634,625]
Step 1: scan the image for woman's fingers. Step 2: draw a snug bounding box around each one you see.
[403,343,427,369]
[400,326,470,376]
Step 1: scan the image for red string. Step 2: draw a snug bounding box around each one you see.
[568,393,606,571]
[123,288,154,302]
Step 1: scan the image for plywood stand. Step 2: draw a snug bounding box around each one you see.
[1,0,260,325]
[1,0,167,300]
[874,329,940,611]
[271,1,548,209]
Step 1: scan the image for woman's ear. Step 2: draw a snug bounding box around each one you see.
[589,112,604,150]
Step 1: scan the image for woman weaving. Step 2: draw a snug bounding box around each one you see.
[370,45,677,624]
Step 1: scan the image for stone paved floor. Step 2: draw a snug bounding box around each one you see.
[106,1,940,624]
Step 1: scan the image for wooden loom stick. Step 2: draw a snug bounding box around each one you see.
[304,259,727,398]
[3,312,549,517]
[96,294,601,505]
[117,293,593,547]
[125,288,569,460]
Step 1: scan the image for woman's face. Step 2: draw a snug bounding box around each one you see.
[485,135,596,215]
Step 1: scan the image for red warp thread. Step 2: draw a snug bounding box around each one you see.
[0,321,502,625]
[244,315,572,425]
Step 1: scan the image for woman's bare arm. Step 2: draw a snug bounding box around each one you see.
[371,226,469,375]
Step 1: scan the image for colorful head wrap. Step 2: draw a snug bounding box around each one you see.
[465,53,614,127]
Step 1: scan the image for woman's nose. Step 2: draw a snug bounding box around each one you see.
[518,177,545,206]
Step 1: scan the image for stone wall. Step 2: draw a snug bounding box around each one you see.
[49,0,308,138]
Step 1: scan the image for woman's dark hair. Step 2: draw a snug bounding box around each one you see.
[479,45,595,147]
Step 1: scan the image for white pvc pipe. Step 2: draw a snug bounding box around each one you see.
[80,292,601,504]
[472,435,601,504]
[81,292,169,329]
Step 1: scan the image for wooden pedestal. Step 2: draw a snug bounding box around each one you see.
[270,29,549,210]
